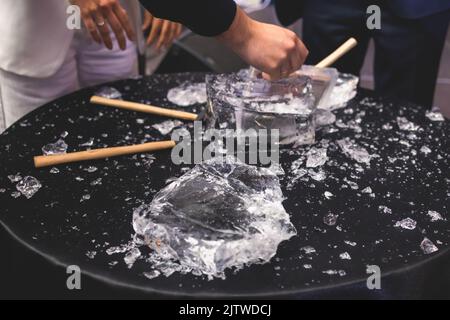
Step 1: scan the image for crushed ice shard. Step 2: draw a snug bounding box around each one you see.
[420,238,438,254]
[306,147,328,168]
[132,156,296,279]
[16,176,42,199]
[337,138,373,165]
[95,86,122,99]
[167,82,207,107]
[42,139,68,156]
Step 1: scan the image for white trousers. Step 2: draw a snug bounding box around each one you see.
[0,30,138,130]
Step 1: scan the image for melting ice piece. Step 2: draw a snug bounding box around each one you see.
[337,138,373,165]
[339,252,351,260]
[427,210,444,222]
[397,117,420,131]
[167,82,207,107]
[132,156,296,279]
[306,147,328,168]
[42,139,68,156]
[425,110,445,122]
[314,109,336,127]
[323,213,338,226]
[420,238,438,254]
[79,138,94,147]
[321,73,359,110]
[8,173,22,183]
[152,120,183,135]
[16,176,42,199]
[96,86,122,99]
[394,218,417,230]
[420,146,432,155]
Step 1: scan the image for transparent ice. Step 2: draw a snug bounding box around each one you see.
[425,109,445,122]
[427,210,444,222]
[152,120,183,135]
[167,82,207,107]
[420,146,432,155]
[314,109,336,127]
[337,138,373,165]
[300,246,316,254]
[132,156,296,279]
[50,167,60,174]
[394,218,417,230]
[8,173,22,183]
[306,147,328,168]
[16,176,42,199]
[420,238,438,254]
[308,169,326,182]
[320,73,359,110]
[323,213,338,226]
[79,138,94,147]
[397,117,420,131]
[339,252,351,260]
[96,86,122,99]
[42,139,68,156]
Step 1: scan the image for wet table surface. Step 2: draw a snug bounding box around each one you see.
[0,73,449,298]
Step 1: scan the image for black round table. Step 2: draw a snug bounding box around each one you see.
[0,73,449,298]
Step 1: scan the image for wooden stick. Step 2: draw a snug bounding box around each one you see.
[90,96,199,121]
[315,38,358,69]
[34,140,176,168]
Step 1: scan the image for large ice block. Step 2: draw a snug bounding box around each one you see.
[132,156,296,279]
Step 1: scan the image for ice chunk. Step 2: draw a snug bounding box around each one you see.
[420,146,432,155]
[306,147,328,168]
[324,191,334,199]
[323,213,338,226]
[96,86,122,99]
[16,176,42,199]
[427,210,444,222]
[339,252,351,260]
[84,166,98,173]
[397,117,420,131]
[420,238,438,254]
[8,173,22,183]
[322,269,346,276]
[361,187,372,194]
[42,139,68,156]
[308,169,326,182]
[11,191,21,198]
[50,167,60,174]
[394,218,417,230]
[132,156,296,279]
[321,73,359,110]
[79,138,94,147]
[425,110,445,122]
[300,246,316,254]
[337,138,373,165]
[167,82,207,107]
[124,248,141,268]
[152,120,183,136]
[314,109,336,127]
[378,206,392,214]
[0,188,6,193]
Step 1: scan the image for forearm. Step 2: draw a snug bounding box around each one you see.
[138,0,237,37]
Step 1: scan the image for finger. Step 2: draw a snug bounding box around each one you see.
[112,4,136,41]
[175,24,183,38]
[93,11,113,50]
[147,18,162,45]
[83,16,101,44]
[297,38,309,66]
[142,12,153,31]
[157,21,171,49]
[168,23,181,46]
[104,8,127,50]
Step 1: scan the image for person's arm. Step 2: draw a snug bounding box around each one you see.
[138,0,309,79]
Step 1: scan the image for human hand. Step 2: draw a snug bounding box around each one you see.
[70,0,136,50]
[142,11,183,50]
[217,7,308,80]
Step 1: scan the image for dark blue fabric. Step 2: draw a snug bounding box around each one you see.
[389,0,450,19]
[296,0,449,107]
[275,0,450,25]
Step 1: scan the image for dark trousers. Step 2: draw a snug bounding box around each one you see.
[301,0,449,107]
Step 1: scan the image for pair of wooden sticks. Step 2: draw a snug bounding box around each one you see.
[34,38,357,168]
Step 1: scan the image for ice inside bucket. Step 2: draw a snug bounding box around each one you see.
[205,67,338,146]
